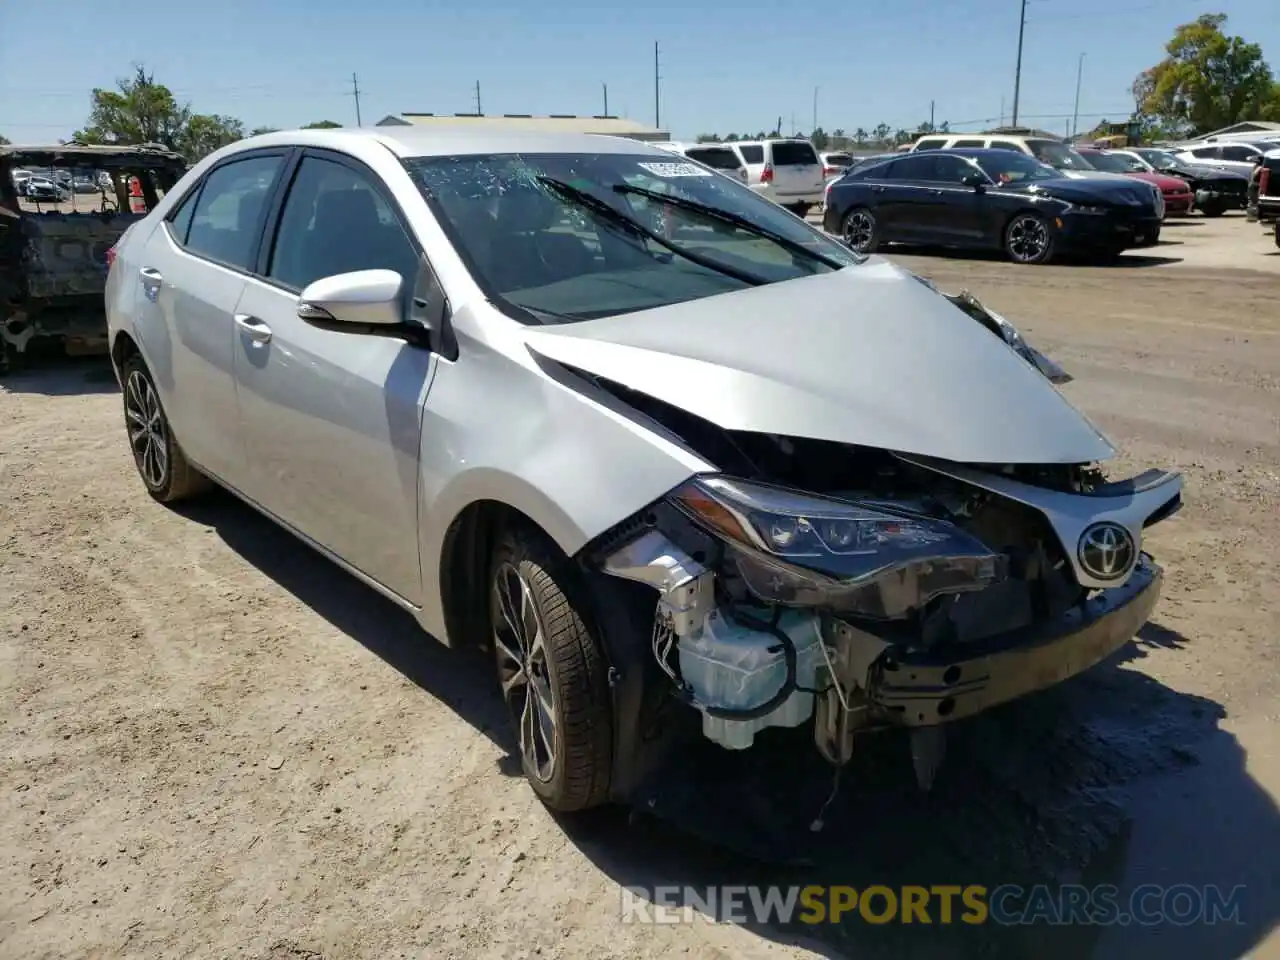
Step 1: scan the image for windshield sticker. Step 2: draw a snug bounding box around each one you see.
[637,161,713,178]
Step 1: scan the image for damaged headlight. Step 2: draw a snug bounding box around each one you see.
[669,476,1005,618]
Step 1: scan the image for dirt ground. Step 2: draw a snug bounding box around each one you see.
[2,243,1278,959]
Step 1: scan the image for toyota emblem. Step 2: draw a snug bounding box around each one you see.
[1077,522,1137,581]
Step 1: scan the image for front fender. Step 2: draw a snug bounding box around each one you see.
[414,318,712,641]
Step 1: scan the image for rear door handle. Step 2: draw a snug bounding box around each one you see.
[139,266,163,302]
[234,313,272,345]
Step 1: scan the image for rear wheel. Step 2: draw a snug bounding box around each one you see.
[1199,198,1227,217]
[121,354,211,502]
[1004,212,1055,264]
[787,202,811,219]
[489,524,613,812]
[841,206,878,253]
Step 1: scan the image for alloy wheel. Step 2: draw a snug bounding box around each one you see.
[843,210,875,251]
[1007,215,1050,263]
[492,561,557,783]
[124,370,169,488]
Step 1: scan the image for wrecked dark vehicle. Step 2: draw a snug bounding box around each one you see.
[1,142,186,374]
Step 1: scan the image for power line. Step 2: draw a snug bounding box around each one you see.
[653,41,661,130]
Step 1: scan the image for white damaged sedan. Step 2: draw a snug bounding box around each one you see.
[105,126,1182,813]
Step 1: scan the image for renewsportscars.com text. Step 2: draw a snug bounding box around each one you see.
[620,883,1246,927]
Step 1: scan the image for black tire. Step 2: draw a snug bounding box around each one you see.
[841,206,878,253]
[1003,211,1055,264]
[1199,198,1226,217]
[120,354,211,503]
[788,203,811,219]
[489,523,612,812]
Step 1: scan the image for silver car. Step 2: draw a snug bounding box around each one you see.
[105,127,1183,812]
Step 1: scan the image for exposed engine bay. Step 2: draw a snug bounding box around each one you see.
[586,291,1183,788]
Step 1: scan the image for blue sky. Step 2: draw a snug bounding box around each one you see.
[2,0,1277,144]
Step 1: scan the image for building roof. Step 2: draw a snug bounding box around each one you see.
[377,113,669,141]
[1199,120,1280,138]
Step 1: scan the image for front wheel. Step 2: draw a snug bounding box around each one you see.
[1199,198,1226,217]
[1004,212,1055,264]
[489,524,613,812]
[841,206,878,253]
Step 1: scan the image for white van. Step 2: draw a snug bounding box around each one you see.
[727,139,826,215]
[652,141,750,186]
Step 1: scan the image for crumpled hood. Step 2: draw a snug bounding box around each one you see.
[523,259,1116,465]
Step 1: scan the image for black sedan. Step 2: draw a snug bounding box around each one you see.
[823,149,1163,264]
[1129,148,1250,216]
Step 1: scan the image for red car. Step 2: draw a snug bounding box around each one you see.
[1078,148,1194,216]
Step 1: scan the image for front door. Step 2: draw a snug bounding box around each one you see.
[232,150,436,604]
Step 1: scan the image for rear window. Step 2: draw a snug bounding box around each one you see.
[737,144,765,164]
[770,141,819,166]
[824,153,853,166]
[685,147,742,171]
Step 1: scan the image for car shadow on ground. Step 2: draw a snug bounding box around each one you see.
[177,492,1277,960]
[174,489,520,768]
[0,355,119,396]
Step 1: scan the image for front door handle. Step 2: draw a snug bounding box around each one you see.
[234,313,272,345]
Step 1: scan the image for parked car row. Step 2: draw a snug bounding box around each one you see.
[1246,147,1280,249]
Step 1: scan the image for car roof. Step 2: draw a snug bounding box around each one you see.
[238,125,672,160]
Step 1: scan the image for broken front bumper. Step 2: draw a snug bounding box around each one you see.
[831,558,1162,728]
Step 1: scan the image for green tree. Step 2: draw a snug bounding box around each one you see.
[1136,14,1280,135]
[178,113,244,159]
[0,134,9,145]
[872,123,891,145]
[854,127,868,146]
[695,132,720,142]
[72,65,247,161]
[810,127,830,150]
[302,120,343,129]
[250,126,280,136]
[72,66,191,147]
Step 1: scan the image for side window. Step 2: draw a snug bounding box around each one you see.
[952,139,985,148]
[1190,146,1220,160]
[889,156,934,181]
[737,144,764,164]
[267,155,419,292]
[166,185,200,244]
[184,155,285,269]
[913,138,947,151]
[932,155,977,183]
[989,141,1023,152]
[1220,145,1256,162]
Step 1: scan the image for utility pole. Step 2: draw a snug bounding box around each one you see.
[602,82,609,116]
[1011,0,1028,127]
[929,99,935,132]
[351,72,363,127]
[653,42,661,129]
[1070,53,1085,139]
[812,86,819,134]
[1000,96,1005,127]
[474,81,482,115]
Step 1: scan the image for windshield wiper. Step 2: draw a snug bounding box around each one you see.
[612,183,846,269]
[534,176,766,287]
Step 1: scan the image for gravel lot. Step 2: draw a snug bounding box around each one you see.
[2,231,1278,959]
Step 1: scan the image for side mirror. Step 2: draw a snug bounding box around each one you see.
[298,269,404,332]
[961,173,986,189]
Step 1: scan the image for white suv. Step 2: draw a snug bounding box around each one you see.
[651,141,750,186]
[727,139,826,216]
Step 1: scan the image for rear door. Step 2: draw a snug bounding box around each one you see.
[861,156,933,241]
[732,143,766,185]
[767,140,824,201]
[130,150,289,482]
